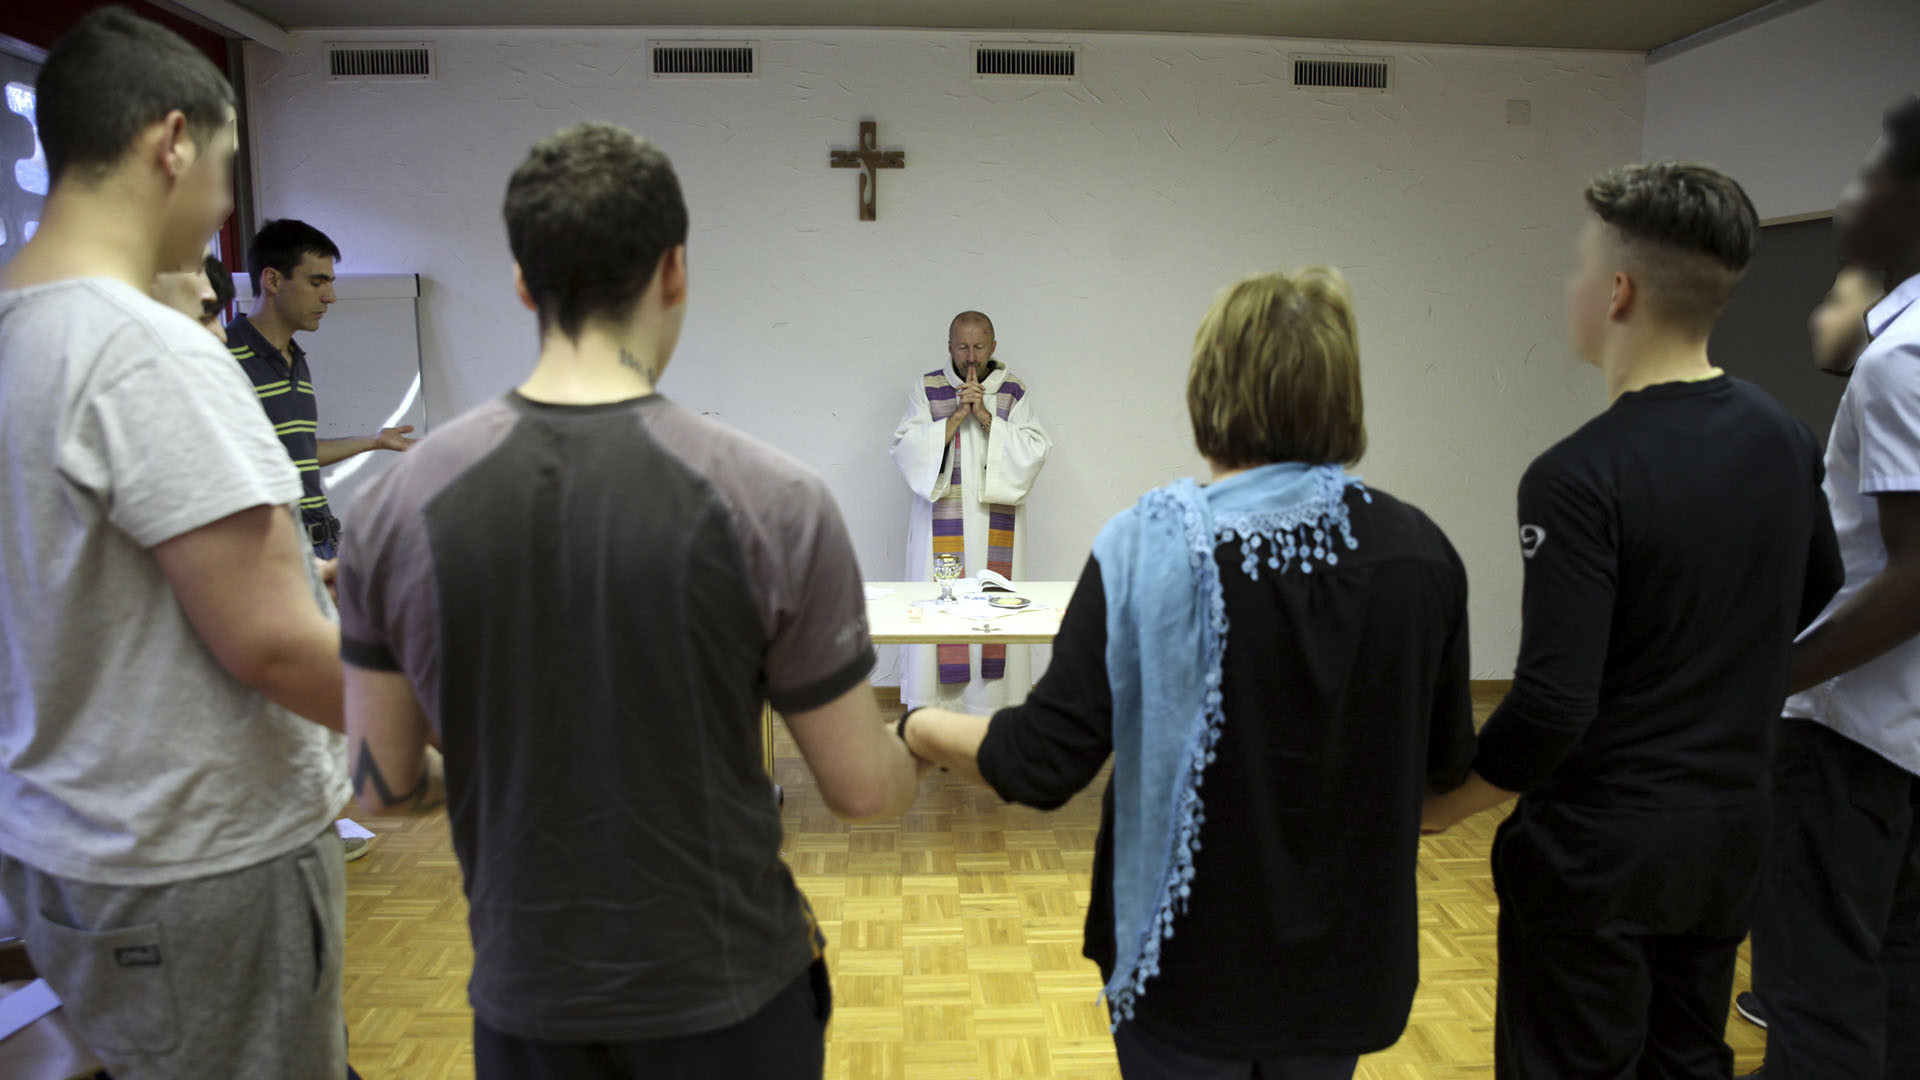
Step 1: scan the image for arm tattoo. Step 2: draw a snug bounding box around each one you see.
[618,348,658,382]
[352,739,431,810]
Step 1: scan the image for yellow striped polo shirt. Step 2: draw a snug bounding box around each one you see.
[227,315,330,527]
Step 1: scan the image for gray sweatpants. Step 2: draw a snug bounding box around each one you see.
[0,828,347,1080]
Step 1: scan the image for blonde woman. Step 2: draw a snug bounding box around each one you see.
[905,268,1475,1079]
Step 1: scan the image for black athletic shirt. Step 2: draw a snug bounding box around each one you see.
[335,393,876,1042]
[974,486,1476,1059]
[1475,375,1842,808]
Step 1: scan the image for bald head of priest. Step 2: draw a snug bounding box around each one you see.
[888,310,1054,713]
[948,310,995,383]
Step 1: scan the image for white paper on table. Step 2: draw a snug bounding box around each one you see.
[334,819,375,840]
[943,595,1051,622]
[0,979,62,1041]
[863,586,894,600]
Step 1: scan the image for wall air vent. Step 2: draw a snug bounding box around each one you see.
[974,44,1079,80]
[1292,55,1393,92]
[326,43,434,82]
[651,43,757,78]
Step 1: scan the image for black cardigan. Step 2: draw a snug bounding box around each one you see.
[975,487,1475,1059]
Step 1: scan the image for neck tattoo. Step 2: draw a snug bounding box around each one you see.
[619,348,657,383]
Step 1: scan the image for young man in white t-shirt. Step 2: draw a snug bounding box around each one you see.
[0,10,355,1078]
[1746,97,1920,1079]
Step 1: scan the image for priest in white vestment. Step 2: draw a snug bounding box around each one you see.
[890,311,1052,711]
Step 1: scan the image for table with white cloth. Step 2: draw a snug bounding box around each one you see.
[760,581,1077,778]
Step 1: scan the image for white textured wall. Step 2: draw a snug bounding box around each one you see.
[1644,0,1920,221]
[247,29,1645,678]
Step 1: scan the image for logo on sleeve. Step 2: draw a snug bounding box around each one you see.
[1519,525,1547,560]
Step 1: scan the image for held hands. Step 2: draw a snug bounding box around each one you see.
[1419,774,1516,836]
[417,745,448,812]
[892,711,940,777]
[314,557,339,606]
[375,425,420,452]
[1420,795,1456,835]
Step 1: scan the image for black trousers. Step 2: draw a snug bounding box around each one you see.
[1492,799,1762,1080]
[472,959,832,1080]
[1494,905,1741,1079]
[1112,1021,1358,1080]
[1750,718,1920,1079]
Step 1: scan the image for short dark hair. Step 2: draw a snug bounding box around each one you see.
[246,219,341,296]
[1584,161,1758,335]
[203,254,234,314]
[503,123,689,340]
[34,6,235,185]
[1883,95,1920,181]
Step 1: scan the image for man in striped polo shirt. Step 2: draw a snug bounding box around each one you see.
[230,219,418,557]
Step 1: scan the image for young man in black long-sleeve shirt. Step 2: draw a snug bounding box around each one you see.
[1423,162,1843,1078]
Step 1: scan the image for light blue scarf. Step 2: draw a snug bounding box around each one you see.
[1091,461,1366,1024]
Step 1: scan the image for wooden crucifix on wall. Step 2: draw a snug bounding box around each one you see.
[829,120,906,221]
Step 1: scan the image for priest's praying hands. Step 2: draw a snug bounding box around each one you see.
[952,377,992,434]
[969,382,994,431]
[945,363,990,437]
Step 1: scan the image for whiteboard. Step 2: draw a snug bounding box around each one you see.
[235,273,425,530]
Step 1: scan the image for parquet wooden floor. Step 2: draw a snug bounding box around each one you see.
[340,692,1768,1078]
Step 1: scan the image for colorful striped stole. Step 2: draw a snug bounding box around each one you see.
[922,367,1026,683]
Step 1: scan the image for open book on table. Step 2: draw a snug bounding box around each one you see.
[976,569,1016,593]
[945,571,1048,622]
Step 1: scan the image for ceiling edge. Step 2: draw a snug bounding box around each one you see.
[1648,0,1825,61]
[269,22,1655,59]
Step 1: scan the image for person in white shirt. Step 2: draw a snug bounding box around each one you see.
[889,311,1052,711]
[1746,96,1920,1080]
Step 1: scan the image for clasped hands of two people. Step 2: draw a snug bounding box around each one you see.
[1419,774,1510,837]
[1421,794,1463,837]
[886,724,1499,827]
